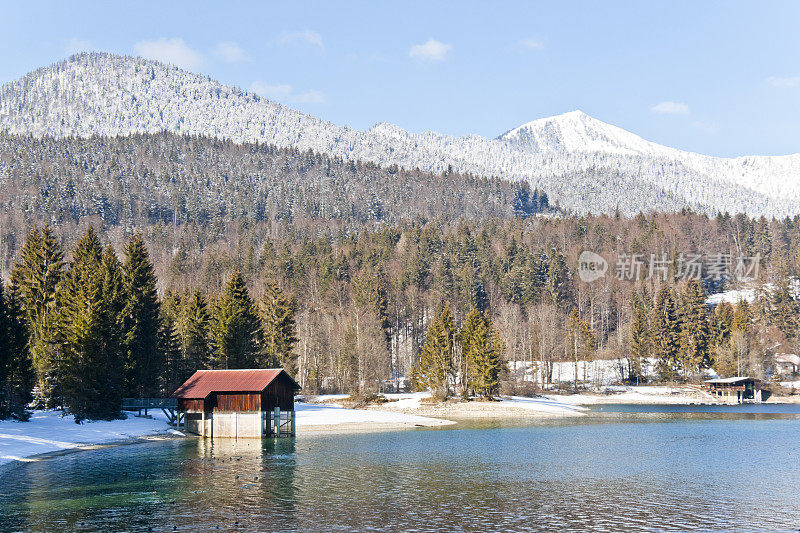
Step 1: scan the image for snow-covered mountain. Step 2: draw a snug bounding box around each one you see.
[2,52,799,216]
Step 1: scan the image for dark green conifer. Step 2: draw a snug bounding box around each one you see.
[462,309,504,397]
[0,284,34,420]
[9,226,64,401]
[678,280,711,377]
[653,285,680,381]
[414,303,455,397]
[260,281,298,372]
[58,228,123,421]
[213,271,262,368]
[182,290,214,372]
[121,233,161,398]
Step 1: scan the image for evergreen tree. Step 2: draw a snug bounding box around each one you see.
[121,233,162,398]
[158,311,183,394]
[628,289,649,383]
[653,285,681,381]
[58,228,123,421]
[732,299,751,333]
[546,249,571,308]
[213,271,262,368]
[566,308,596,391]
[414,303,455,397]
[182,290,214,372]
[678,280,711,378]
[0,284,34,420]
[462,308,504,397]
[771,280,798,339]
[713,301,735,347]
[260,280,298,372]
[98,246,126,412]
[9,226,64,402]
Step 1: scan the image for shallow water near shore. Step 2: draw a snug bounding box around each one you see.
[2,405,800,532]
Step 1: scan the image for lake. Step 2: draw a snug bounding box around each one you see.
[2,404,800,532]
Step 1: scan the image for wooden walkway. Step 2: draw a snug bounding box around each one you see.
[122,398,184,427]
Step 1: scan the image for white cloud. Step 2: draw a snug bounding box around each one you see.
[650,101,691,115]
[409,38,452,62]
[133,37,204,70]
[277,30,324,50]
[518,38,544,50]
[214,41,250,63]
[65,38,92,56]
[250,81,326,104]
[766,76,800,88]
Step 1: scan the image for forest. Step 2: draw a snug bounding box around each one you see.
[0,134,799,422]
[1,207,799,421]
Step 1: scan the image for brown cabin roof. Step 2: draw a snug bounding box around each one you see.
[172,369,300,399]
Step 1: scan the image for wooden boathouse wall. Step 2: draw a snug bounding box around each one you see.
[173,369,301,438]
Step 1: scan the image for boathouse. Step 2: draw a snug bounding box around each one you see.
[703,376,763,403]
[173,369,301,438]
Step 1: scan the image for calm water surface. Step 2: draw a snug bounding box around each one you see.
[2,405,800,532]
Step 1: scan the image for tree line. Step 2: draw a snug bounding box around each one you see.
[2,208,800,420]
[2,226,298,421]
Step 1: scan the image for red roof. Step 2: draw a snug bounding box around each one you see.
[172,369,300,399]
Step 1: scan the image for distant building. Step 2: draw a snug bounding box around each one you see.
[173,369,301,438]
[774,353,800,377]
[703,377,763,403]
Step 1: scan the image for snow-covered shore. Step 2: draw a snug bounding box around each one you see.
[295,400,454,433]
[0,410,180,467]
[7,385,791,466]
[303,392,588,424]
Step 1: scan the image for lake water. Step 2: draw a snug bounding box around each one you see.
[2,405,800,532]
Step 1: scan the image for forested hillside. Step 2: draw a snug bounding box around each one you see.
[0,131,550,275]
[2,208,799,419]
[3,53,800,216]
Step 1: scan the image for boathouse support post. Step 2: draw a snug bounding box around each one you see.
[274,406,280,436]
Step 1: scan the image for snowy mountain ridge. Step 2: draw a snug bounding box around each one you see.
[2,52,799,217]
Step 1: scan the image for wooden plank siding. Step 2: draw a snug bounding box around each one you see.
[262,375,296,411]
[214,392,262,412]
[177,398,205,413]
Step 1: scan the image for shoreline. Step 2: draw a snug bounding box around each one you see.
[3,387,799,465]
[0,432,186,474]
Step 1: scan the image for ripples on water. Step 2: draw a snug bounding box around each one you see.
[1,407,800,532]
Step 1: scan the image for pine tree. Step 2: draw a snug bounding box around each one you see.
[653,285,680,381]
[182,290,214,372]
[58,228,123,421]
[97,246,126,414]
[771,280,798,339]
[414,303,455,397]
[713,301,734,348]
[566,308,596,391]
[9,226,64,402]
[546,249,570,308]
[628,289,649,384]
[0,284,34,420]
[158,311,183,394]
[121,233,162,398]
[732,299,751,333]
[213,271,262,369]
[678,280,711,378]
[462,309,504,397]
[260,280,298,372]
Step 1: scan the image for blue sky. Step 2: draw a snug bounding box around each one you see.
[1,1,799,157]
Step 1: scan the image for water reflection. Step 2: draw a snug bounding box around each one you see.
[1,409,800,531]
